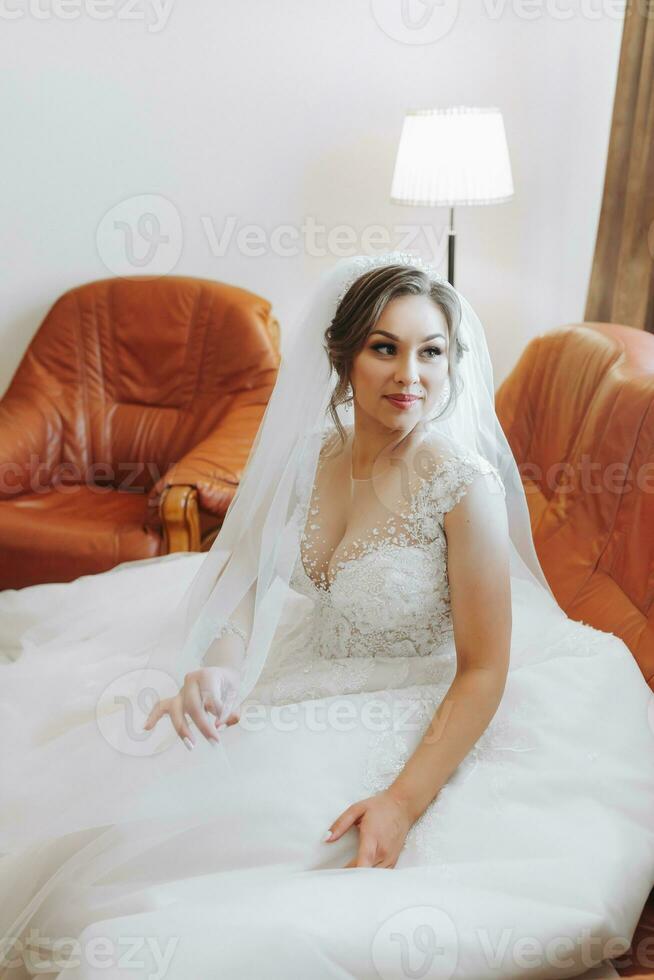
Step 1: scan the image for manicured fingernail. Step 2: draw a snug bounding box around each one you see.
[217,723,227,731]
[183,737,194,751]
[323,830,333,842]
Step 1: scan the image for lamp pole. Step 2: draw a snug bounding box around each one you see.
[447,206,456,288]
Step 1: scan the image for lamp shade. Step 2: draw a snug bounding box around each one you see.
[390,106,514,207]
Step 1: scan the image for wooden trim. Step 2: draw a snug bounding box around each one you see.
[200,523,223,552]
[160,485,201,553]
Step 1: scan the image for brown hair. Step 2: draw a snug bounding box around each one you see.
[323,264,468,445]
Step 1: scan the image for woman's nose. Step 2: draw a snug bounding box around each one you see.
[394,355,420,385]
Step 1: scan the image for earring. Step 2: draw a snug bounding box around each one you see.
[432,378,450,417]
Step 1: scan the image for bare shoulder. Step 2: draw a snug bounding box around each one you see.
[416,430,506,519]
[416,429,471,473]
[318,425,348,464]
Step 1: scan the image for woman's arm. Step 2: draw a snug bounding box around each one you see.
[144,578,256,747]
[387,468,512,822]
[202,583,255,671]
[325,468,512,866]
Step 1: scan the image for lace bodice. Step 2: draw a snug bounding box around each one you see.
[246,427,618,873]
[255,429,506,706]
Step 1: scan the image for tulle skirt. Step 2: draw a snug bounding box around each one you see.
[1,551,653,980]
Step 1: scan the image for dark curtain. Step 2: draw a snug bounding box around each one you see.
[585,0,654,334]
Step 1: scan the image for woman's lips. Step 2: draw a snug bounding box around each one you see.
[384,395,421,410]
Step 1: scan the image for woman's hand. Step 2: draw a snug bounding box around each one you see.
[324,789,414,868]
[143,665,242,750]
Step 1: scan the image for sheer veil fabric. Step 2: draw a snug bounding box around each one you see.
[1,254,653,980]
[148,250,561,698]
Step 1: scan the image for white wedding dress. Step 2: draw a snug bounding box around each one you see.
[1,429,653,980]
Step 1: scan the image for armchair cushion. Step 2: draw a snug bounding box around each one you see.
[0,486,162,590]
[496,321,654,689]
[0,275,280,587]
[148,394,275,518]
[0,393,62,501]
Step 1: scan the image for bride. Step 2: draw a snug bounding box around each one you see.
[1,252,653,980]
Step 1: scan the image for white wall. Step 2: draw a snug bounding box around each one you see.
[0,0,624,393]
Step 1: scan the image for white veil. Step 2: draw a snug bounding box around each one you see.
[144,251,559,703]
[1,252,571,945]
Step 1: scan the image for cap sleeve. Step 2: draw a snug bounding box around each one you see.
[429,450,506,519]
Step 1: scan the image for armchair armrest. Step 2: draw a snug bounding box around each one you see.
[149,401,271,519]
[0,392,62,500]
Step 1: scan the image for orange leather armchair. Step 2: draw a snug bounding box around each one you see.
[0,275,281,590]
[496,321,654,979]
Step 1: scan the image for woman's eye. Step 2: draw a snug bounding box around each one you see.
[371,343,442,357]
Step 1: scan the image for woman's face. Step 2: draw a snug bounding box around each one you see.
[349,293,450,430]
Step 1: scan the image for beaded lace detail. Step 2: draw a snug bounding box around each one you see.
[358,681,539,872]
[356,615,616,869]
[181,613,248,675]
[213,620,248,646]
[247,427,623,869]
[247,428,619,870]
[257,430,507,706]
[288,430,506,663]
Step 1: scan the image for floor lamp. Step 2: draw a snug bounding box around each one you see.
[390,106,514,288]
